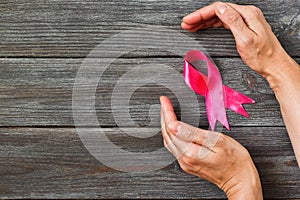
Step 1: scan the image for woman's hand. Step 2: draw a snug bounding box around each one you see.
[181,2,294,79]
[160,96,263,200]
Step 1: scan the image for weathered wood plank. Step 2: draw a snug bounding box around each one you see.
[1,1,299,199]
[0,127,299,198]
[0,0,299,57]
[1,58,298,127]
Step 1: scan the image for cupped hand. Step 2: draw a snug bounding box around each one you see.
[160,96,263,200]
[181,2,293,78]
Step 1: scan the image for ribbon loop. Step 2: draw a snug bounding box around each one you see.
[184,50,255,131]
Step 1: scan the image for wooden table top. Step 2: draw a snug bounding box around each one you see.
[0,0,299,199]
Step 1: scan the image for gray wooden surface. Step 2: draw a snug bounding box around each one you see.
[0,0,299,199]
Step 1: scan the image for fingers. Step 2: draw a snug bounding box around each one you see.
[182,2,217,25]
[160,96,177,125]
[226,3,271,34]
[181,17,221,32]
[160,96,220,160]
[182,2,257,43]
[163,122,204,159]
[160,96,180,155]
[162,126,181,157]
[214,3,255,41]
[168,121,221,152]
[168,121,207,145]
[160,96,195,158]
[181,2,224,32]
[159,95,259,186]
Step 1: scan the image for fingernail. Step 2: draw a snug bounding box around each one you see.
[216,4,227,14]
[182,16,188,22]
[168,121,181,134]
[159,96,163,104]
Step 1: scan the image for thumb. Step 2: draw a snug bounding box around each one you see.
[215,3,254,44]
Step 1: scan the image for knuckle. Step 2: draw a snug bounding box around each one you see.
[244,36,255,46]
[214,133,228,147]
[184,149,194,159]
[182,155,196,166]
[226,12,241,25]
[213,1,223,7]
[249,5,262,16]
[267,24,272,31]
[239,36,255,48]
[222,143,234,155]
[184,144,199,159]
[240,147,250,158]
[203,131,220,148]
[188,127,198,140]
[182,125,198,141]
[218,132,227,141]
[179,161,193,174]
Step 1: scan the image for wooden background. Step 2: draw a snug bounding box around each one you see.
[0,0,299,198]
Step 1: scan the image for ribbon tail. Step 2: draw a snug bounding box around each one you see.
[206,106,230,131]
[223,85,255,118]
[206,90,230,131]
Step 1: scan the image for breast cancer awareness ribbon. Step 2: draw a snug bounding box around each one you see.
[184,50,255,131]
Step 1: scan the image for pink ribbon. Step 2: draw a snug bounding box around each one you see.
[184,50,255,131]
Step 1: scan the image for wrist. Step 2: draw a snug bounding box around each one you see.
[262,53,299,94]
[221,159,263,200]
[226,182,263,200]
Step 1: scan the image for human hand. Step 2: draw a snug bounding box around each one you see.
[181,2,294,79]
[181,1,300,167]
[160,96,263,200]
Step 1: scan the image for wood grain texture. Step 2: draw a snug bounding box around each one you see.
[0,127,299,199]
[1,0,300,199]
[1,57,298,127]
[0,0,299,58]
